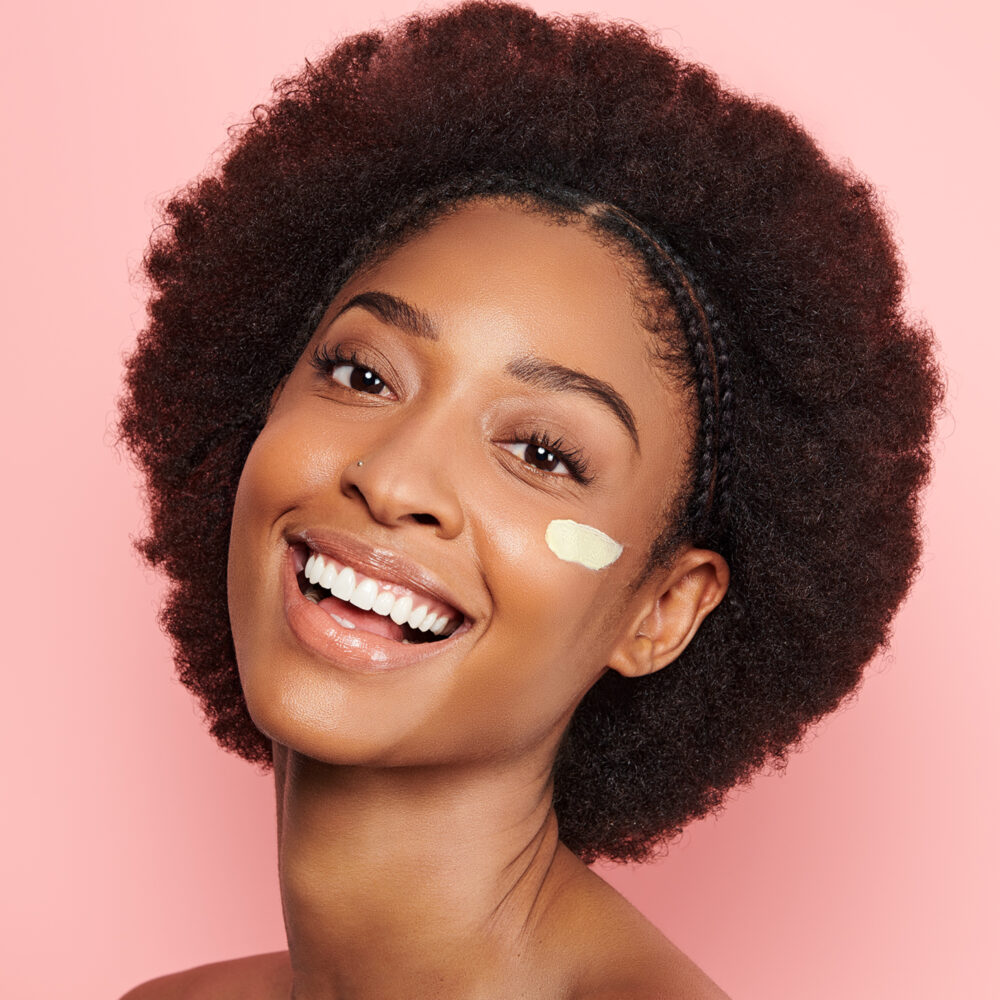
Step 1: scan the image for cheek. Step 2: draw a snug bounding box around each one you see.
[478,505,632,681]
[227,435,278,661]
[232,412,338,532]
[544,519,623,570]
[227,416,334,633]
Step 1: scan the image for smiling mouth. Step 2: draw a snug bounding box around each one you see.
[292,542,463,644]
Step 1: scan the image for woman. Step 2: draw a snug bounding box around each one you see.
[118,2,942,997]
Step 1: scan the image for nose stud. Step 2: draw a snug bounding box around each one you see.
[356,459,364,467]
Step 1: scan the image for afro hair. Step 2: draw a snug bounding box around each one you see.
[117,1,943,862]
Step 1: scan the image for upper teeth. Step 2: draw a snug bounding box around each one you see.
[304,552,452,636]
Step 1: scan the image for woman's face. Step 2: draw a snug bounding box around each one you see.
[228,199,699,767]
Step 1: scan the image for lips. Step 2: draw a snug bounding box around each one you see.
[281,530,473,672]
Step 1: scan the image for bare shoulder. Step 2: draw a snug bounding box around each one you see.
[118,951,291,1000]
[548,853,731,1000]
[576,935,732,1000]
[576,918,731,1000]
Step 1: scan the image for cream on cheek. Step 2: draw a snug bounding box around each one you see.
[544,519,623,571]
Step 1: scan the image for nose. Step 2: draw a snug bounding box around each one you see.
[339,416,465,539]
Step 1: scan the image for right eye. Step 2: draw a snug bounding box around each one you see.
[310,344,396,399]
[331,360,391,396]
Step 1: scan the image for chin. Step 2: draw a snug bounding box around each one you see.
[234,645,462,769]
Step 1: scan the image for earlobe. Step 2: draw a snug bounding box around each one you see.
[607,548,730,679]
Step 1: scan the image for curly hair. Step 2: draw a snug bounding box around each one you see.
[117,0,943,862]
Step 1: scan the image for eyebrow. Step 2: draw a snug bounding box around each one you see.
[505,355,639,450]
[330,291,439,340]
[329,291,639,449]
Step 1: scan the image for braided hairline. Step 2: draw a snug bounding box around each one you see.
[311,172,732,550]
[580,203,732,548]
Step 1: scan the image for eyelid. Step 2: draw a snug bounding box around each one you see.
[310,342,399,400]
[497,430,594,485]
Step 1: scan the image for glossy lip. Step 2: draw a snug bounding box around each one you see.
[281,530,477,674]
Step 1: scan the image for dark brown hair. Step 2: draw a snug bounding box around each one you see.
[118,1,943,862]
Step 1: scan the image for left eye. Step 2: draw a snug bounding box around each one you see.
[331,362,391,397]
[500,441,572,476]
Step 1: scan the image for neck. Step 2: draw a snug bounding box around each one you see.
[274,744,574,999]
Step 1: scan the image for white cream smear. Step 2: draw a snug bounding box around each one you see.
[545,519,623,571]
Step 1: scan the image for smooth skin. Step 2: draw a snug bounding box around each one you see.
[123,199,730,999]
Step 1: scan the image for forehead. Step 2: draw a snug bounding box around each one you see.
[337,199,678,398]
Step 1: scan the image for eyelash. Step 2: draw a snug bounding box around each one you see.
[309,343,594,485]
[310,343,393,396]
[504,429,593,485]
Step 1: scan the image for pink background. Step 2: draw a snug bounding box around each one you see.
[2,2,996,997]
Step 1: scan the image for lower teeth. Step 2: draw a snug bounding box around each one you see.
[301,579,450,643]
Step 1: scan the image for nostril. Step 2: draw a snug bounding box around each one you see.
[342,460,459,534]
[343,483,365,502]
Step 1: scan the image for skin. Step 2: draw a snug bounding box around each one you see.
[122,199,731,999]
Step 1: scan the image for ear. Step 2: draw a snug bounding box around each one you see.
[607,546,730,679]
[266,374,290,419]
